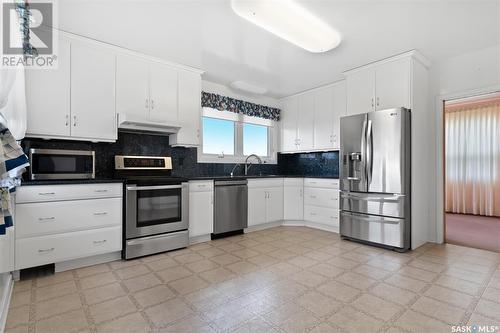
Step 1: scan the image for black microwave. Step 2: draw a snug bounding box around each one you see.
[29,149,95,180]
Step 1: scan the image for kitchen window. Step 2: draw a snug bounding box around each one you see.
[198,107,277,164]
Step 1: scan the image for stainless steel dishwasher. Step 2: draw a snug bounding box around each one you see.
[213,179,248,237]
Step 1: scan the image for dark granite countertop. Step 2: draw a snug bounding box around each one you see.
[21,179,124,186]
[187,175,339,181]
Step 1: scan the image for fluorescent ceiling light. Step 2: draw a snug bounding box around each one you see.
[231,0,341,53]
[230,81,267,95]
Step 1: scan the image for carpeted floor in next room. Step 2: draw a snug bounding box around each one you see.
[446,213,500,253]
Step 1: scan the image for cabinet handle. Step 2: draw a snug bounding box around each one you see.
[310,212,317,216]
[310,195,317,199]
[38,247,55,253]
[151,99,155,109]
[38,217,55,222]
[376,97,380,107]
[93,240,107,245]
[371,98,374,108]
[38,192,55,196]
[65,115,69,126]
[73,115,77,127]
[198,184,207,188]
[145,98,149,109]
[299,189,303,197]
[93,212,108,216]
[94,189,108,193]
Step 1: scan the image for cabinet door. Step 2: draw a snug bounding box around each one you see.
[346,68,375,115]
[149,63,178,123]
[313,86,334,150]
[189,191,213,237]
[283,186,303,221]
[375,58,411,110]
[71,42,116,141]
[297,93,315,150]
[116,54,149,119]
[248,188,266,226]
[280,97,298,152]
[171,70,201,146]
[331,81,346,149]
[266,187,284,223]
[26,37,71,137]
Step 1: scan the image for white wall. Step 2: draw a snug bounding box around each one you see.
[202,80,280,108]
[430,44,500,243]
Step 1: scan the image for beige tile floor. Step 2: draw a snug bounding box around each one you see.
[5,226,500,333]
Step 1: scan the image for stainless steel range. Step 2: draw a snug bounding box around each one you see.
[115,155,188,259]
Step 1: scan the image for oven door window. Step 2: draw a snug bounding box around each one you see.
[136,188,181,227]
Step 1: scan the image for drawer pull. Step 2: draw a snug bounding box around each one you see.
[38,217,56,222]
[38,192,55,196]
[310,212,317,216]
[309,195,317,199]
[93,240,107,245]
[94,189,108,193]
[93,212,108,216]
[38,247,55,253]
[198,184,207,188]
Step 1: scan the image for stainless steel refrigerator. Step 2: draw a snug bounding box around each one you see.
[339,107,411,251]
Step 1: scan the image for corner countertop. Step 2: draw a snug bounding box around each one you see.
[20,179,124,186]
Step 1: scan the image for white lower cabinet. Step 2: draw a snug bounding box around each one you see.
[248,179,284,227]
[188,181,214,238]
[303,178,340,230]
[14,183,123,270]
[283,178,304,221]
[16,226,121,270]
[0,228,14,273]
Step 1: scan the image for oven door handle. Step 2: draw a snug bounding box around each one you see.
[126,185,183,191]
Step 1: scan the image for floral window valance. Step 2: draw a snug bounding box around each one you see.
[201,92,280,121]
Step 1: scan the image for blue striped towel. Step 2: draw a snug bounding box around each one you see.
[0,124,28,235]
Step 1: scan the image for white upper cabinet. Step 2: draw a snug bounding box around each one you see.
[149,63,178,123]
[70,42,116,141]
[279,80,346,153]
[170,70,202,147]
[313,85,334,150]
[116,55,149,119]
[345,56,413,115]
[26,38,71,138]
[297,93,315,151]
[280,97,299,152]
[331,81,346,148]
[346,67,375,115]
[375,58,411,110]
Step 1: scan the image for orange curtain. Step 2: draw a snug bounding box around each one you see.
[445,102,500,216]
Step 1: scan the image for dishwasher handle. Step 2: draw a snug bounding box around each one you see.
[214,180,248,186]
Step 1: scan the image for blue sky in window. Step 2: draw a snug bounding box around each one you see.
[202,117,234,155]
[244,123,268,156]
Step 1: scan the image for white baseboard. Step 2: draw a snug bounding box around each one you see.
[245,221,283,233]
[55,251,121,273]
[189,234,211,245]
[0,273,13,333]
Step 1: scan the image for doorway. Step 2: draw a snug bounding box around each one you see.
[444,92,500,252]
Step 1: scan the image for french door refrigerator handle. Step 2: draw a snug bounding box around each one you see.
[360,119,367,185]
[366,120,373,187]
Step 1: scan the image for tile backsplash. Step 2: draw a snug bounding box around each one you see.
[21,132,339,179]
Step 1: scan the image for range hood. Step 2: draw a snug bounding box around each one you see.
[117,113,181,135]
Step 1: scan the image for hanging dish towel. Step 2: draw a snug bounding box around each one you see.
[0,124,28,235]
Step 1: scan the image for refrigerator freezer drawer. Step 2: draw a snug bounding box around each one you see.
[340,211,405,248]
[340,191,406,218]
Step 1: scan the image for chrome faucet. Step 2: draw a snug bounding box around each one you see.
[230,164,241,177]
[244,154,262,175]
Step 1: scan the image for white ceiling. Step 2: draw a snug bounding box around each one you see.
[58,0,500,98]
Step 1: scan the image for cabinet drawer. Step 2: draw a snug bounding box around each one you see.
[189,180,214,192]
[16,183,123,203]
[16,198,122,238]
[15,226,122,270]
[248,178,283,188]
[283,178,304,187]
[304,205,339,226]
[304,188,339,208]
[304,178,339,189]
